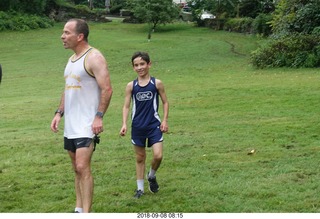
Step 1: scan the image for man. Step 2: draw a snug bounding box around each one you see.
[119,51,169,198]
[50,18,113,213]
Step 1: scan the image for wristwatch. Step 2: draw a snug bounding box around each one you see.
[96,111,104,118]
[55,109,64,117]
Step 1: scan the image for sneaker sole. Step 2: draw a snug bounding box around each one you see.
[148,187,159,194]
[146,172,159,193]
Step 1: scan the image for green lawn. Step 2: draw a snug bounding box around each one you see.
[1,20,320,213]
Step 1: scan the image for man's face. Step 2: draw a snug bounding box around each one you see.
[61,21,80,49]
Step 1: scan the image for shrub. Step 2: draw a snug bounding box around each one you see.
[252,13,272,36]
[224,17,253,33]
[74,4,92,14]
[312,27,320,36]
[251,34,320,68]
[0,12,54,31]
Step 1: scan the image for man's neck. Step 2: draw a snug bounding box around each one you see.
[73,43,91,59]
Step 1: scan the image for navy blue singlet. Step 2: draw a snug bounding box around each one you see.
[131,77,161,130]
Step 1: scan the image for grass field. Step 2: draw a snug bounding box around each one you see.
[1,19,320,213]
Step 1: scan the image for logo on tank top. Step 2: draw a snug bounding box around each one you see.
[136,91,153,101]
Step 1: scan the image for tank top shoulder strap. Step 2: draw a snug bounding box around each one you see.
[133,78,138,87]
[150,76,156,87]
[84,47,95,78]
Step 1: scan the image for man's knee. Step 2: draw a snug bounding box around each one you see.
[75,163,90,175]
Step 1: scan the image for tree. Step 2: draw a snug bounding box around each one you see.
[271,0,320,37]
[0,0,48,15]
[127,0,180,40]
[238,0,275,18]
[187,0,239,19]
[251,0,320,68]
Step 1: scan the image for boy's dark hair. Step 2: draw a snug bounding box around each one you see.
[131,51,150,65]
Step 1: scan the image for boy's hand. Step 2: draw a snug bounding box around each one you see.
[160,121,168,133]
[119,125,127,136]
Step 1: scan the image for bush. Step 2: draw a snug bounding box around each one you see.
[252,13,272,36]
[110,4,123,14]
[75,4,92,14]
[0,11,54,31]
[224,17,253,33]
[251,34,320,68]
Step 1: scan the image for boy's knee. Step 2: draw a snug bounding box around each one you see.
[154,154,163,162]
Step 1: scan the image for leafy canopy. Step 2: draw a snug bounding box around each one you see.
[127,0,179,32]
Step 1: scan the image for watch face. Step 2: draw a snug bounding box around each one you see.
[96,112,103,118]
[55,110,63,116]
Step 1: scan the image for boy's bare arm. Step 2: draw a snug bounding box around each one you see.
[157,79,169,132]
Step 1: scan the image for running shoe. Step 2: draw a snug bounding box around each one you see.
[134,189,144,198]
[147,173,159,193]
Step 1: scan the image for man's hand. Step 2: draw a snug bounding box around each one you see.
[50,115,61,133]
[92,117,104,135]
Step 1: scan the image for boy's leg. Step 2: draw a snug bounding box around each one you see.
[150,142,163,173]
[134,145,147,181]
[134,146,146,198]
[147,142,163,193]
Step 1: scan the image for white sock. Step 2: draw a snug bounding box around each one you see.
[137,179,144,192]
[75,207,83,213]
[149,168,156,178]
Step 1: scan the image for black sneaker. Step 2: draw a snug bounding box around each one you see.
[134,189,144,198]
[147,173,159,193]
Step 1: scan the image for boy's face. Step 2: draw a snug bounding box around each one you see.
[132,57,151,76]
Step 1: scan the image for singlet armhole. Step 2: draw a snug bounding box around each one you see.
[84,48,95,78]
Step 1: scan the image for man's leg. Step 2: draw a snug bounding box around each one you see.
[68,151,83,212]
[75,143,94,213]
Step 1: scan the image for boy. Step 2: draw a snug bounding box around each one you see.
[119,51,169,198]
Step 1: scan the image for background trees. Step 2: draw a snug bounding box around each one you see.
[251,0,320,68]
[1,0,320,68]
[271,0,320,37]
[0,0,49,15]
[126,0,179,40]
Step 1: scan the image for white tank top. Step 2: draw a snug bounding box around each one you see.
[63,48,100,139]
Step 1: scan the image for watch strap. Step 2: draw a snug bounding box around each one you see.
[96,111,104,118]
[55,109,64,117]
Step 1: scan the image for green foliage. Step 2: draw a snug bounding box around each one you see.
[0,0,47,15]
[110,4,123,14]
[271,0,320,37]
[239,0,275,18]
[312,26,320,36]
[224,17,253,33]
[251,0,320,68]
[2,22,320,212]
[251,13,272,36]
[190,0,273,29]
[0,11,54,31]
[188,0,237,18]
[188,0,274,20]
[127,0,179,39]
[74,4,93,14]
[251,34,320,68]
